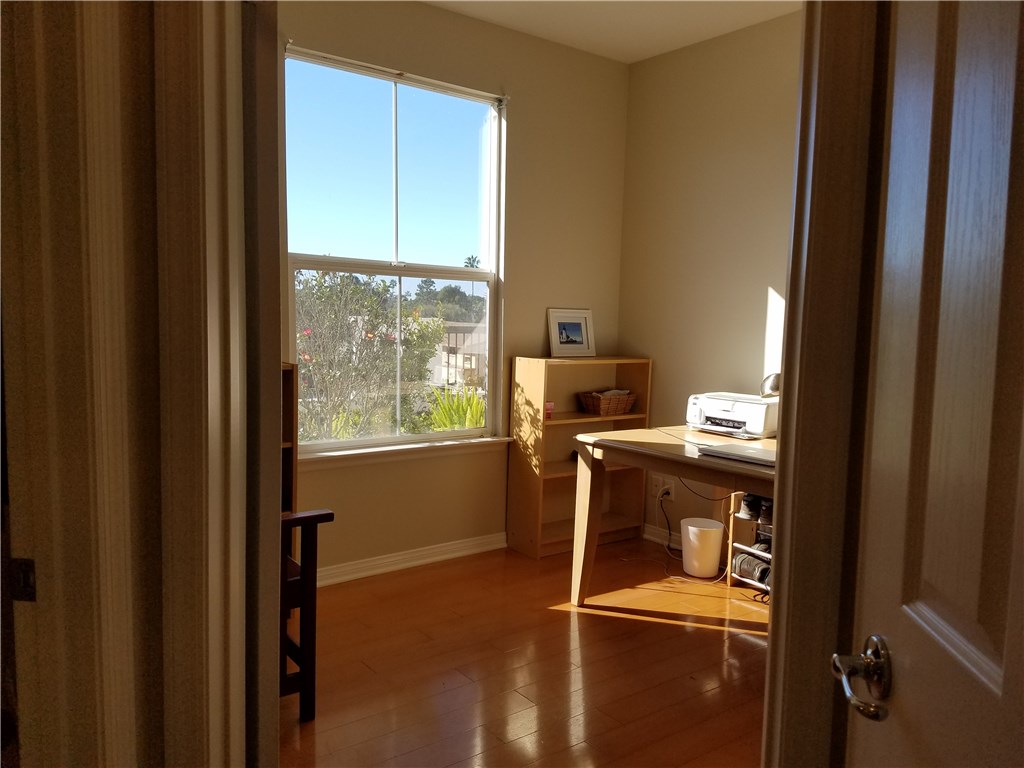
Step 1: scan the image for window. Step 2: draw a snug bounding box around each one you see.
[285,50,504,451]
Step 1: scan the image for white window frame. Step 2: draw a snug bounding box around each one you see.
[284,48,506,454]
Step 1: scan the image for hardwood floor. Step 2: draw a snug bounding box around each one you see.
[280,538,769,767]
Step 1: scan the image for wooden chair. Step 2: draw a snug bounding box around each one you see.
[280,508,334,722]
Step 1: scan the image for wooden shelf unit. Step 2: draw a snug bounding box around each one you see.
[727,511,772,592]
[507,356,652,558]
[282,362,298,516]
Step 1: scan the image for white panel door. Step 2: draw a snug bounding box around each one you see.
[846,2,1023,765]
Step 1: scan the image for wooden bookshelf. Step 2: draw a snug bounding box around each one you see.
[507,356,651,558]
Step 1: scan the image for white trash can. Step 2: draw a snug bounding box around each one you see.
[679,517,724,578]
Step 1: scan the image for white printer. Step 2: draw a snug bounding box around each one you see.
[686,391,779,438]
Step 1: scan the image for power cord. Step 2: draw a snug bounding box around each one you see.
[659,490,683,561]
[675,477,734,502]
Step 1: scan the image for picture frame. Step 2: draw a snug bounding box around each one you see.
[547,308,596,357]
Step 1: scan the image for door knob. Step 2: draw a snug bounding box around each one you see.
[831,634,891,721]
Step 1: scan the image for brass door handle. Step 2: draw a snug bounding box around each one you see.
[831,634,891,721]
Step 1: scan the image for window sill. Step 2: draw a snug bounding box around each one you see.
[298,435,512,471]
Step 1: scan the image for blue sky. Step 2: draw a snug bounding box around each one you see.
[285,58,492,269]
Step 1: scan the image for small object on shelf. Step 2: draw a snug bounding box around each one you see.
[547,307,596,357]
[760,372,781,398]
[577,389,637,416]
[732,552,771,583]
[736,493,761,520]
[545,401,555,419]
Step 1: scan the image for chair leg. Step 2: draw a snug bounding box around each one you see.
[298,525,320,722]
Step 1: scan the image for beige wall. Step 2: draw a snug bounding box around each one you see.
[298,443,508,564]
[279,2,630,568]
[618,12,803,528]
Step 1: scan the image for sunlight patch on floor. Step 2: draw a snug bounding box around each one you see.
[548,580,770,636]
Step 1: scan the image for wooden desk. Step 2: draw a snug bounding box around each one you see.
[570,426,776,606]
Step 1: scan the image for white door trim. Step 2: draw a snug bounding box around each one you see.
[4,3,251,763]
[240,1,286,762]
[764,2,883,765]
[154,3,248,764]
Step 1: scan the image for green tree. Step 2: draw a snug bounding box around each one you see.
[463,256,481,307]
[415,278,438,304]
[295,270,445,442]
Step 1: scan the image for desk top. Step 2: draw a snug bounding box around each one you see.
[575,425,776,494]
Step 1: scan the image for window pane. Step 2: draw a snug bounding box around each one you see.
[295,269,401,443]
[397,85,493,268]
[407,275,489,394]
[286,60,393,260]
[295,271,489,444]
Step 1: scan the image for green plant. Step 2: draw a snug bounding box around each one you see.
[429,387,485,431]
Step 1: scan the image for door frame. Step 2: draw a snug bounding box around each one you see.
[154,3,249,763]
[2,2,264,764]
[764,2,886,765]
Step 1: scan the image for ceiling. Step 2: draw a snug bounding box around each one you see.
[427,1,803,64]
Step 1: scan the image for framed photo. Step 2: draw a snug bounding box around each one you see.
[547,308,596,357]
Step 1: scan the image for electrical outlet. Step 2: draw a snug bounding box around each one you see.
[649,473,665,497]
[650,473,674,501]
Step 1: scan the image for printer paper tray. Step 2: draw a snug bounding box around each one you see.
[694,425,762,440]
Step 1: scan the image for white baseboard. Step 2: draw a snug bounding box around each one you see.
[317,532,508,587]
[644,522,681,550]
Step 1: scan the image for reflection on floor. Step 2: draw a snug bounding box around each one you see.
[280,538,769,767]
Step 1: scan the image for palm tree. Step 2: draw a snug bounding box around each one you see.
[464,255,480,302]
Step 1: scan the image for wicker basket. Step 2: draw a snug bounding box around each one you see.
[577,390,637,416]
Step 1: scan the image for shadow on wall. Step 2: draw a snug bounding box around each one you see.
[510,380,543,473]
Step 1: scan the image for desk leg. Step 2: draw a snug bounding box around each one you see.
[571,445,606,606]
